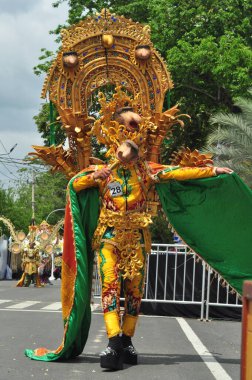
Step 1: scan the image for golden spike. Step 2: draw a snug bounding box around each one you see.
[171,147,214,167]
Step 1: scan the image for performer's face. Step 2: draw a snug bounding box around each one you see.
[114,109,141,163]
[120,110,141,132]
[114,109,141,133]
[116,141,139,164]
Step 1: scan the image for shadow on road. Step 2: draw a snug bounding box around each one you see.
[61,353,240,366]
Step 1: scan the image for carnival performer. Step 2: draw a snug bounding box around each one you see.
[25,89,242,370]
[24,11,252,369]
[38,254,53,286]
[16,241,41,287]
[72,106,232,370]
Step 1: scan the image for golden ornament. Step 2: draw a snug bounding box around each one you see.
[101,34,114,48]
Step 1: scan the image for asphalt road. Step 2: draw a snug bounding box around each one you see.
[0,280,241,380]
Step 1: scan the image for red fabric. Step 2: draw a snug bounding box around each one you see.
[63,199,76,272]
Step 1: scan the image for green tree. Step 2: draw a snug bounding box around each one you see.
[150,214,174,243]
[1,170,67,234]
[148,0,252,161]
[33,48,55,76]
[205,91,252,187]
[34,103,66,146]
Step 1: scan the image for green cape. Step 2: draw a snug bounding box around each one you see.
[156,173,252,295]
[25,172,252,361]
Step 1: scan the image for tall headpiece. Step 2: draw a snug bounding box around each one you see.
[30,9,186,176]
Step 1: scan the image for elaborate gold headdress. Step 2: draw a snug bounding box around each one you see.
[30,9,191,176]
[92,86,157,162]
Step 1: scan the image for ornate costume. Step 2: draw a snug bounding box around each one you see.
[16,243,41,287]
[25,9,252,370]
[72,161,215,339]
[15,220,63,287]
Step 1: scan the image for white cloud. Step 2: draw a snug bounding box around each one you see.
[0,0,37,14]
[0,0,68,185]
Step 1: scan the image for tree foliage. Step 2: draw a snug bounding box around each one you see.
[0,170,67,235]
[33,103,66,146]
[205,90,252,187]
[33,48,55,76]
[150,214,174,243]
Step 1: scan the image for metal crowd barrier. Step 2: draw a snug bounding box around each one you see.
[93,243,242,320]
[205,266,242,320]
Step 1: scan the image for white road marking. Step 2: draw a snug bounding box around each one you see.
[41,302,62,310]
[91,303,100,312]
[0,308,62,313]
[176,317,232,380]
[6,301,41,309]
[0,299,11,304]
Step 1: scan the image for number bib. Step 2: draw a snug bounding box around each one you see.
[108,181,123,197]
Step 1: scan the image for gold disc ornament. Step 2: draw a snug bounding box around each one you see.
[11,242,21,254]
[40,232,50,241]
[45,244,53,254]
[17,231,26,242]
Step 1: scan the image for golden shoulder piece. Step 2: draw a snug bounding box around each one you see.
[171,147,214,167]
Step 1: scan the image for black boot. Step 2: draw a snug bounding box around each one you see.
[100,335,123,370]
[122,334,138,365]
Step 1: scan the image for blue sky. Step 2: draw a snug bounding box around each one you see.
[0,0,68,186]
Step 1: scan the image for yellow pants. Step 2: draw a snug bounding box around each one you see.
[97,238,146,338]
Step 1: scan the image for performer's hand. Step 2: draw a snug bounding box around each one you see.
[215,167,233,175]
[93,168,111,180]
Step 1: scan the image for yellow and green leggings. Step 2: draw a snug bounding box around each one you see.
[97,229,146,338]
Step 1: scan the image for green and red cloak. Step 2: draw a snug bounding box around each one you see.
[25,173,252,361]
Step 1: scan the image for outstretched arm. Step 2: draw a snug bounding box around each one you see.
[156,165,233,182]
